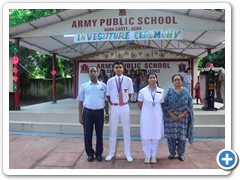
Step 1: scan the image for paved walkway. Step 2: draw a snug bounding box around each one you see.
[9,133,224,170]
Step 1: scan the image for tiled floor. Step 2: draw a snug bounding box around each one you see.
[9,134,224,170]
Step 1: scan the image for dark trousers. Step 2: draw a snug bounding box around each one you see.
[167,138,186,156]
[83,107,104,157]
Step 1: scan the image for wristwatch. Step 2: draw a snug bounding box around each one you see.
[105,114,109,117]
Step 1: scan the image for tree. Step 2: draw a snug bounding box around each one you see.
[9,9,73,84]
[9,9,64,27]
[198,49,225,68]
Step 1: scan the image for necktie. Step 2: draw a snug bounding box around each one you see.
[118,78,124,106]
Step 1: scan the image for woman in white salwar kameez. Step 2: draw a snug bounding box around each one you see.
[138,73,164,164]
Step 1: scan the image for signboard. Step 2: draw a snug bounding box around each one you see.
[74,29,183,43]
[78,60,189,93]
[16,9,225,38]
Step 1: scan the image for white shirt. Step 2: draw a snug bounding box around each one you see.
[183,73,192,84]
[106,75,134,104]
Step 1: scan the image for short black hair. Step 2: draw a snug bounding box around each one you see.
[113,61,123,67]
[172,74,183,82]
[184,67,191,73]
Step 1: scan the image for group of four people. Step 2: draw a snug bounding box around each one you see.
[77,61,194,164]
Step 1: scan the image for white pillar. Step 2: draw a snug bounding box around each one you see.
[9,56,13,92]
[193,58,199,98]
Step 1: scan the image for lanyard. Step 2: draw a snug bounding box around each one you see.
[115,76,124,94]
[148,86,156,103]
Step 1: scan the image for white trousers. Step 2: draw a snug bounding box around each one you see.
[109,104,131,156]
[141,139,159,158]
[130,92,138,102]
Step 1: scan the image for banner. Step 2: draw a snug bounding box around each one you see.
[78,60,189,93]
[74,29,183,43]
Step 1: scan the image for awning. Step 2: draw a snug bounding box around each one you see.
[9,9,225,61]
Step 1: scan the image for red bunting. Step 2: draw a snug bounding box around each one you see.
[13,75,18,82]
[13,68,18,74]
[51,69,57,76]
[12,56,19,64]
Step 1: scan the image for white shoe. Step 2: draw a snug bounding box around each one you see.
[105,154,114,161]
[151,157,157,164]
[126,155,133,163]
[220,106,225,110]
[144,157,151,164]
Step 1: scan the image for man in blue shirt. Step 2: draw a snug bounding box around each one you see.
[77,66,109,162]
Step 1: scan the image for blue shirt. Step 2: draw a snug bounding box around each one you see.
[76,80,107,110]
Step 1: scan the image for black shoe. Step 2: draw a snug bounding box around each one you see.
[178,155,185,161]
[96,156,103,162]
[168,154,175,160]
[87,156,94,162]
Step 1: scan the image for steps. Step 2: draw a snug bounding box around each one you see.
[9,99,225,138]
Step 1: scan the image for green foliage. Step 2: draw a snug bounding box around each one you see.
[9,9,74,82]
[46,83,65,100]
[57,59,74,78]
[198,49,225,68]
[9,9,64,27]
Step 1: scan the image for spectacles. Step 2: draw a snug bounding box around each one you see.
[173,78,181,82]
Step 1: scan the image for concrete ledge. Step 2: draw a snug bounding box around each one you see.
[9,99,226,138]
[10,121,225,138]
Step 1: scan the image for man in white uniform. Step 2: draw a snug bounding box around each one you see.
[105,61,134,163]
